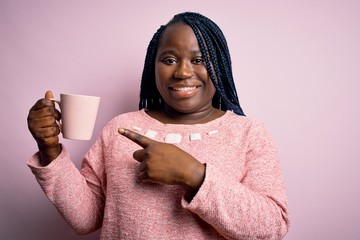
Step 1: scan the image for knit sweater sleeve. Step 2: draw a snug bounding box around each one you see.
[182,120,290,240]
[27,143,105,235]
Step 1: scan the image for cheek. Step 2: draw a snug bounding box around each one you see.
[196,66,212,85]
[195,67,216,96]
[154,66,163,91]
[205,76,217,99]
[208,82,217,98]
[197,66,209,77]
[154,66,167,96]
[155,64,170,84]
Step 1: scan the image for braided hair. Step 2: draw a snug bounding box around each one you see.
[139,12,245,116]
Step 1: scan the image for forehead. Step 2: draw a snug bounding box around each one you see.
[158,23,200,50]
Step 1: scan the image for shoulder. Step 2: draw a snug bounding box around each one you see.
[222,111,274,143]
[223,111,266,131]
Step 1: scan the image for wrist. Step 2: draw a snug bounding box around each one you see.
[182,163,205,202]
[38,144,61,166]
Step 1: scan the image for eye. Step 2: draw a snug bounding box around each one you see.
[161,57,177,65]
[192,57,205,65]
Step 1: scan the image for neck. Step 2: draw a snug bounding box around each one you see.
[164,105,215,123]
[147,105,224,124]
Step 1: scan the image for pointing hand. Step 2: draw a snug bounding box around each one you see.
[118,128,205,198]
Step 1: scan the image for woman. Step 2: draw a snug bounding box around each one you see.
[27,12,289,239]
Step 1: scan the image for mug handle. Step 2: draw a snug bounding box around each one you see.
[49,98,63,133]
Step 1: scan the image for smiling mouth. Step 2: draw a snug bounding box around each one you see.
[168,85,201,98]
[170,86,199,92]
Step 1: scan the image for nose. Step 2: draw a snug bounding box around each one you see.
[174,61,194,79]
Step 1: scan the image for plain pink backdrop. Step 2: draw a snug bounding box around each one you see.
[1,0,359,239]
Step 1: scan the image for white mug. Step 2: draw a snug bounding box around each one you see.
[51,93,100,140]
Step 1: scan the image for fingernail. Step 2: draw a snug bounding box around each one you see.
[118,128,125,134]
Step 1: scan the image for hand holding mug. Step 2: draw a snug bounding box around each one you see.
[27,91,62,165]
[28,90,100,165]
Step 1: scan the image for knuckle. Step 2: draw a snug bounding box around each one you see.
[146,169,156,180]
[54,126,61,135]
[43,106,55,115]
[143,151,150,159]
[38,137,49,145]
[27,118,34,128]
[134,134,142,142]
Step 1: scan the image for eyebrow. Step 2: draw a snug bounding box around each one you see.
[158,49,202,57]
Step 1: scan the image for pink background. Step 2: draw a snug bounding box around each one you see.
[1,0,359,239]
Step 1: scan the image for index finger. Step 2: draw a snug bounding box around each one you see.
[30,98,55,112]
[30,91,56,111]
[118,128,154,148]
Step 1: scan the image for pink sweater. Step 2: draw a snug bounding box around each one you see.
[28,110,289,239]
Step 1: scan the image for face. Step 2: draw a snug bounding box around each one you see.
[155,23,216,114]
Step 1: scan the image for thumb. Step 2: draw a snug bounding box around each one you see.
[45,90,54,100]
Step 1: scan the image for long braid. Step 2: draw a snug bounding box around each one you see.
[139,25,165,110]
[139,12,245,116]
[183,13,244,115]
[183,21,225,110]
[196,16,243,113]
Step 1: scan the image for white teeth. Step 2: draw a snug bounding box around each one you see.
[172,86,197,92]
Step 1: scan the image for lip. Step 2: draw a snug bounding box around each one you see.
[168,84,201,98]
